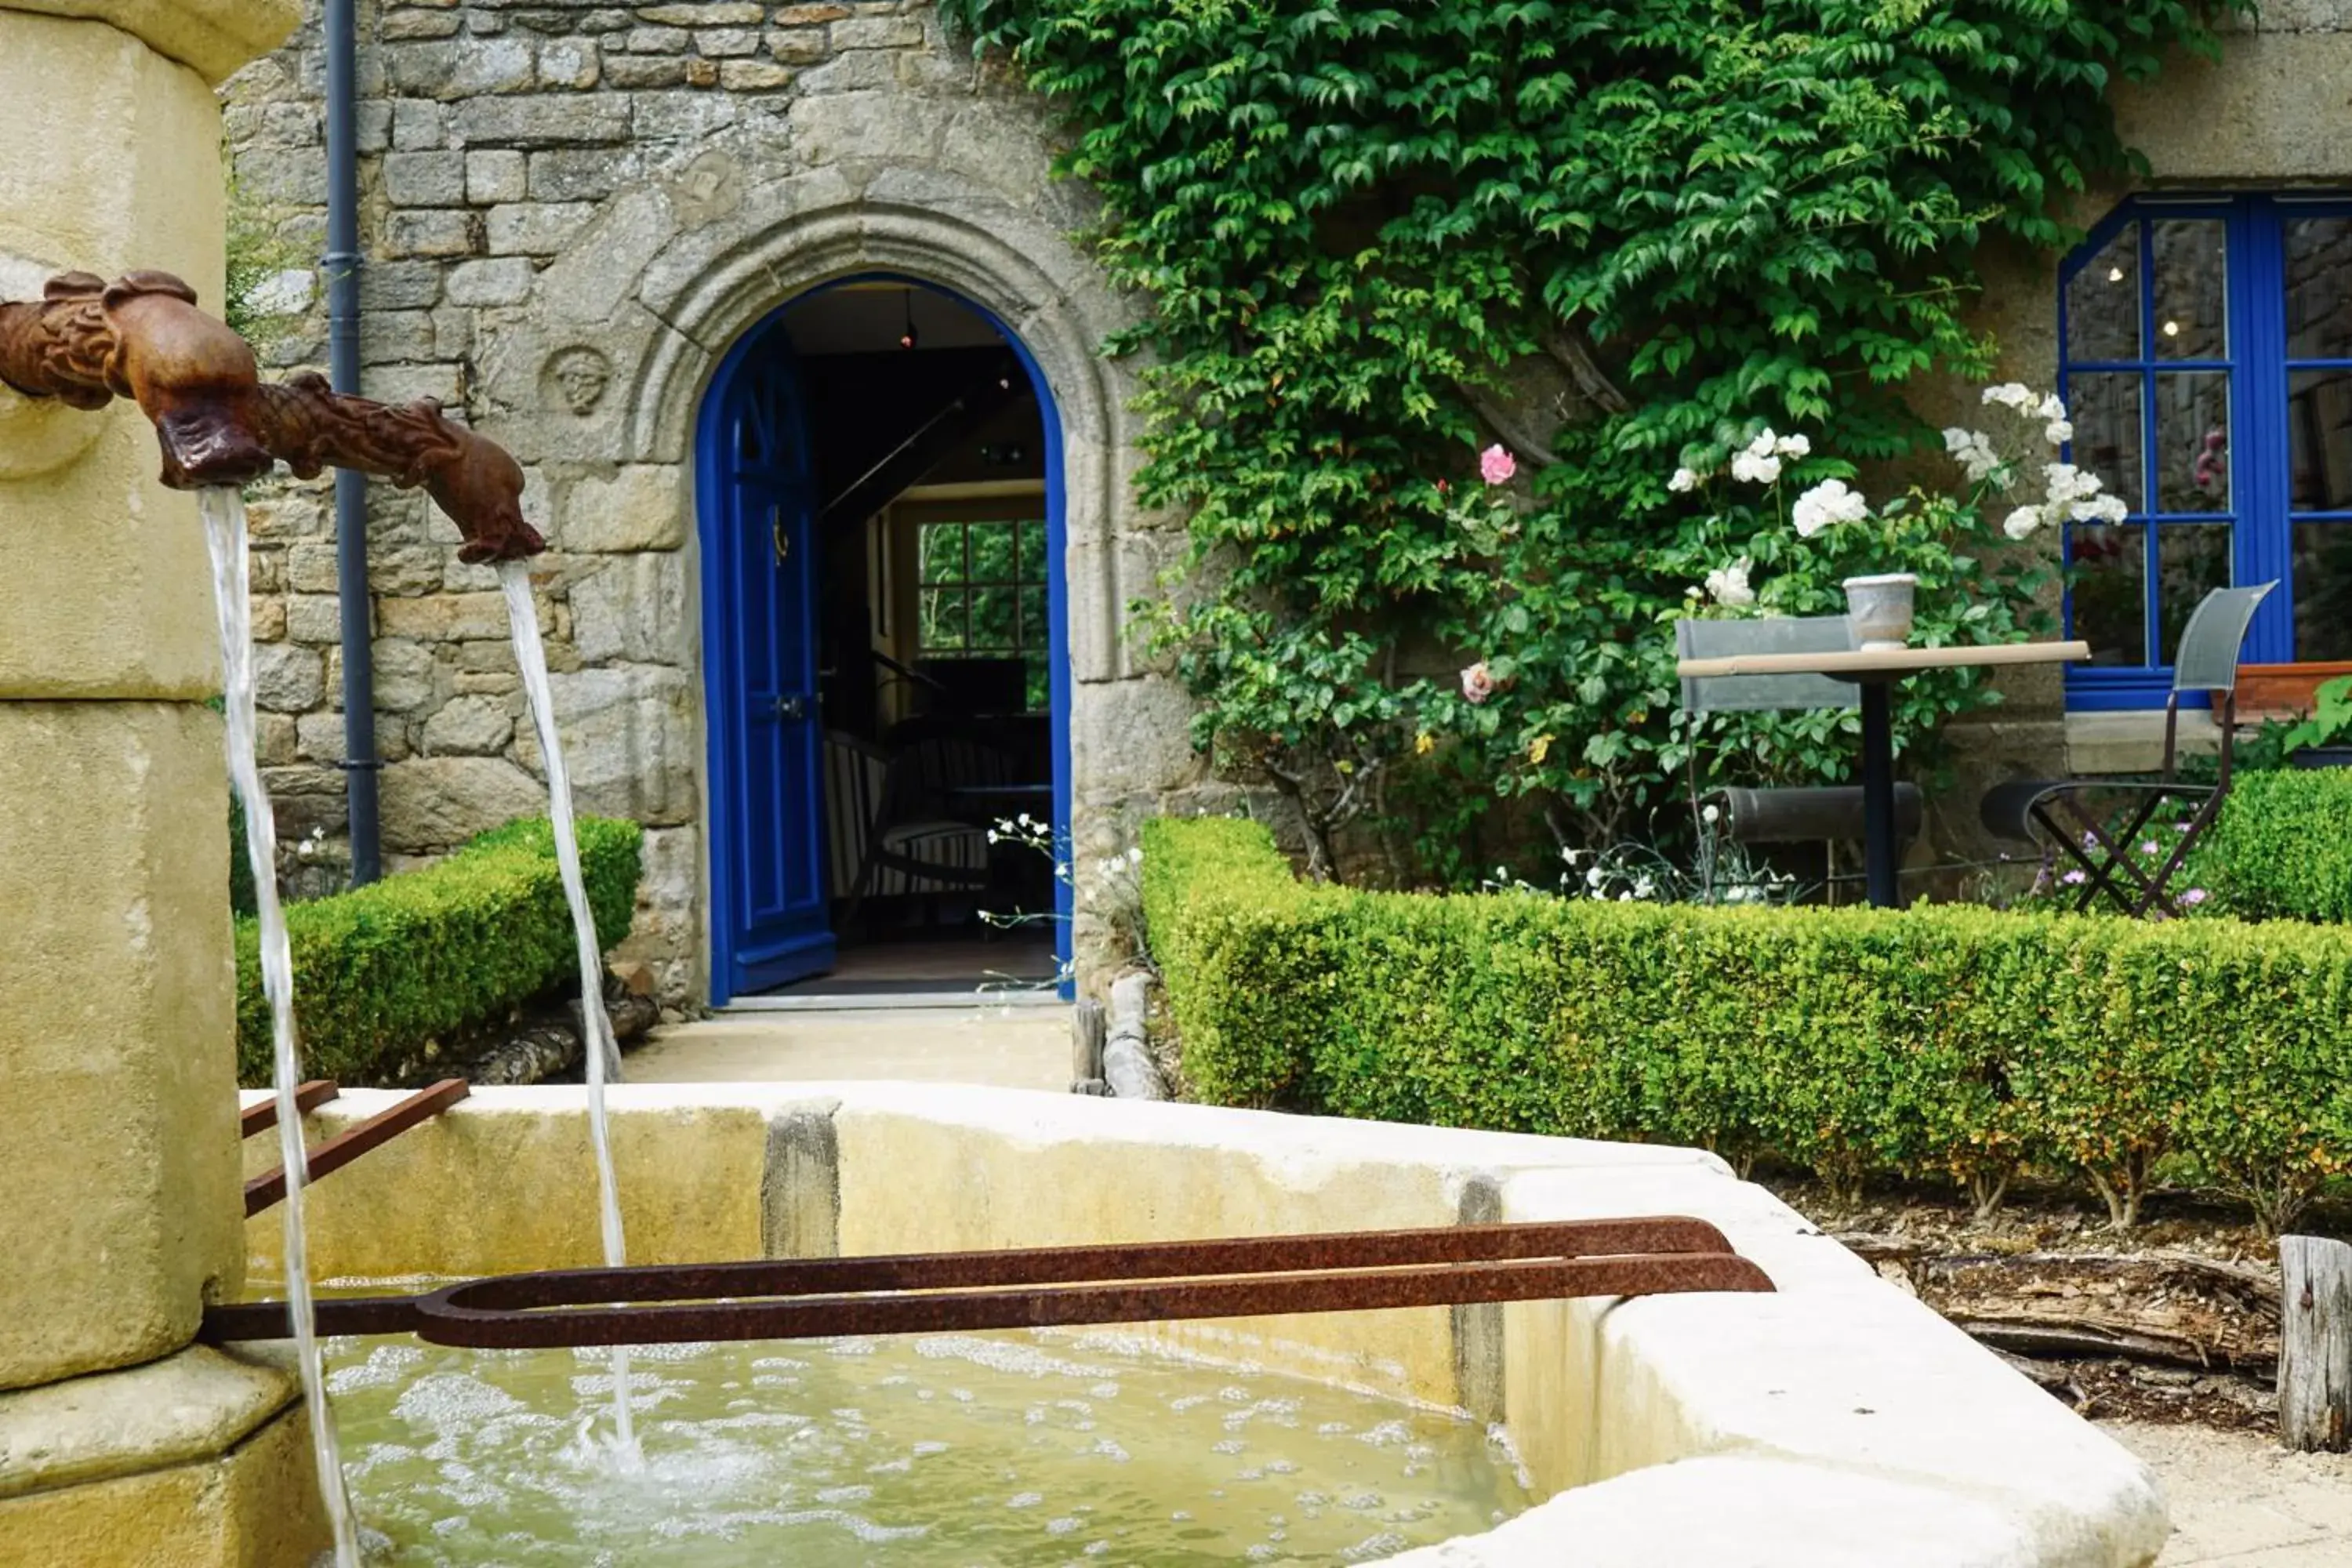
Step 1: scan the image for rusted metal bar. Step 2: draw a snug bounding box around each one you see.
[238,1080,340,1140]
[200,1218,1773,1347]
[243,1078,468,1218]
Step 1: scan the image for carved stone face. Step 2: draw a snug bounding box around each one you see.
[546,347,612,416]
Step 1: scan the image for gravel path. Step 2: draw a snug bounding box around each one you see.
[2103,1420,2352,1565]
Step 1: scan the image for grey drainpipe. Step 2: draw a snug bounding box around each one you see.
[325,0,380,884]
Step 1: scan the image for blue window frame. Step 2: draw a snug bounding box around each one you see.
[2057,195,2352,708]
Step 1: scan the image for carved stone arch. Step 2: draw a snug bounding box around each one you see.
[622,197,1137,686]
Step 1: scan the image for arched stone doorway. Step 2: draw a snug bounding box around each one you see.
[694,276,1073,1003]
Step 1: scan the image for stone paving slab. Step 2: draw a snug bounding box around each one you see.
[2103,1420,2352,1565]
[626,1006,1071,1091]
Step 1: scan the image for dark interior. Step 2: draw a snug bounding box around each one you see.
[769,283,1060,990]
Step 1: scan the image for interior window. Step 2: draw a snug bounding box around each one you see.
[916,518,1051,710]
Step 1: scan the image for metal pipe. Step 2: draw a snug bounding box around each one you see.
[325,0,379,884]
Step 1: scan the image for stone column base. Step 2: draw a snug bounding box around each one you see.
[0,1344,327,1567]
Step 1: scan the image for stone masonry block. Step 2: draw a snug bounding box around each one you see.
[0,702,241,1389]
[557,465,686,552]
[384,208,478,257]
[466,149,528,204]
[359,258,445,310]
[452,94,632,145]
[640,2,764,22]
[572,551,687,663]
[537,39,600,89]
[720,58,792,90]
[383,149,467,205]
[446,256,537,306]
[603,53,689,88]
[451,36,535,95]
[487,201,597,255]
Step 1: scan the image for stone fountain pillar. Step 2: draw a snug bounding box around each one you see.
[0,1,323,1561]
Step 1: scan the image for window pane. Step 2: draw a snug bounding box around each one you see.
[918,524,964,586]
[2071,523,2147,667]
[2296,522,2352,662]
[1024,655,1051,713]
[2067,224,2141,361]
[920,587,967,651]
[2151,219,2227,360]
[1017,518,1047,581]
[967,521,1018,584]
[969,583,1018,649]
[2154,372,2230,513]
[2157,524,2233,665]
[1018,583,1046,646]
[2067,372,2143,513]
[2291,370,2352,512]
[2285,218,2352,361]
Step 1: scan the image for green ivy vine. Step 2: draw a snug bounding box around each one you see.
[942,0,2240,882]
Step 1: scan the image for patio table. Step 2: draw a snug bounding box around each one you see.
[1672,640,2090,908]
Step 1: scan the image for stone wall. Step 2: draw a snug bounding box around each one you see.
[221,0,1212,1002]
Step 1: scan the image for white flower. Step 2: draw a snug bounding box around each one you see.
[1981,382,2036,412]
[1632,876,1657,900]
[1704,557,1756,608]
[1744,429,1780,458]
[1701,803,1722,825]
[1586,866,1606,888]
[1730,450,1782,485]
[1773,432,1811,458]
[1668,466,1700,493]
[2002,506,2047,541]
[2076,493,2129,524]
[2044,418,2074,445]
[2037,393,2067,423]
[1791,477,1868,538]
[1941,426,2002,482]
[2042,462,2104,508]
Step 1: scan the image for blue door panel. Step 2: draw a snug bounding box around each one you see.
[700,328,834,1002]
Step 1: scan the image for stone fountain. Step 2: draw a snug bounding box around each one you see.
[0,1,2187,1562]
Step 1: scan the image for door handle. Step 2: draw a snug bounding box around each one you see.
[773,695,807,722]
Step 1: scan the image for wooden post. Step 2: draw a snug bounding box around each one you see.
[1071,999,1107,1093]
[2280,1234,2352,1451]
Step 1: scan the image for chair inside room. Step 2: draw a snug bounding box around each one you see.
[1675,615,1925,877]
[1977,582,2274,917]
[822,730,995,932]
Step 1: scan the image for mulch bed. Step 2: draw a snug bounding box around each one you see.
[1757,1175,2352,1432]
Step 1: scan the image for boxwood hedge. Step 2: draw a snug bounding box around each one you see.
[234,816,643,1086]
[2194,767,2352,924]
[1143,816,2352,1232]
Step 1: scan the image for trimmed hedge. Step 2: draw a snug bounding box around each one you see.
[1144,816,2352,1231]
[234,816,643,1086]
[2196,768,2352,924]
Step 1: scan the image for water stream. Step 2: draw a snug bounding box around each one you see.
[199,486,364,1568]
[498,558,638,1459]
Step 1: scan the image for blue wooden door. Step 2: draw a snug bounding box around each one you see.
[708,336,834,997]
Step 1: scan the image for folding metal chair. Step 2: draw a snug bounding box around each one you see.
[1978,583,2273,917]
[1675,616,1923,853]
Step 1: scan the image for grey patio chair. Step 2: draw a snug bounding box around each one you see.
[1675,616,1923,852]
[1978,582,2273,917]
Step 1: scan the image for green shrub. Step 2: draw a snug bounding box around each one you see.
[234,816,643,1086]
[2194,768,2352,924]
[1144,816,2352,1231]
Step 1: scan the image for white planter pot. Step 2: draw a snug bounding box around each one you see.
[1843,572,1917,652]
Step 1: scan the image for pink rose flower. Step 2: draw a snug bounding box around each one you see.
[2181,887,2210,906]
[1461,662,1496,705]
[1479,445,1517,486]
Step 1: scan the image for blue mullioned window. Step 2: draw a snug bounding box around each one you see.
[2057,196,2352,709]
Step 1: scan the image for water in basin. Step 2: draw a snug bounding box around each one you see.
[325,1322,1530,1565]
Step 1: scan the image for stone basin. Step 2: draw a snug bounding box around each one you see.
[239,1083,2169,1567]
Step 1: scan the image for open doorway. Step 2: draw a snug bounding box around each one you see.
[697,279,1069,1004]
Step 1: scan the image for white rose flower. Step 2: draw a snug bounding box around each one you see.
[1704,557,1756,608]
[1668,466,1700,493]
[1773,432,1811,458]
[1981,382,2036,412]
[2002,506,2046,540]
[1791,477,1867,538]
[2037,393,2067,423]
[2044,418,2074,445]
[1744,429,1780,459]
[2085,493,2129,524]
[1730,450,1782,485]
[1942,426,2001,482]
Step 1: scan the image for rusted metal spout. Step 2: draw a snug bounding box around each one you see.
[0,270,542,562]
